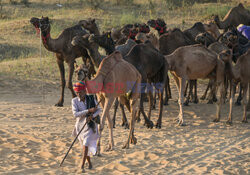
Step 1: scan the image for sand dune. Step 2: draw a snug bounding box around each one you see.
[0,76,249,174]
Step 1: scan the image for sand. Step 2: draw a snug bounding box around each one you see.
[0,75,249,174]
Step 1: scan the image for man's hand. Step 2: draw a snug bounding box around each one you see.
[88,107,97,113]
[86,115,93,122]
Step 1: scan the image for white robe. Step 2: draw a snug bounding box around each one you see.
[71,96,101,156]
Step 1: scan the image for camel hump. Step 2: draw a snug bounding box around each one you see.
[238,3,244,8]
[112,51,123,61]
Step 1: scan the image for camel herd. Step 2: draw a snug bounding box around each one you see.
[30,3,250,152]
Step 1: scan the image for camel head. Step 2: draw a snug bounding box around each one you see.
[79,18,97,33]
[122,28,138,40]
[138,23,150,33]
[218,49,232,63]
[90,32,115,54]
[195,32,216,47]
[219,28,238,48]
[213,15,220,27]
[71,34,90,48]
[30,16,51,34]
[147,18,166,34]
[75,64,89,81]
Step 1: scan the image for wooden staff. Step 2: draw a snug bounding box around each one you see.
[60,99,102,167]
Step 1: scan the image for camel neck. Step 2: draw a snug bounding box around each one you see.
[87,44,102,68]
[91,28,100,35]
[42,32,61,53]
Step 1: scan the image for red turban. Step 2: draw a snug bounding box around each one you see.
[73,81,86,92]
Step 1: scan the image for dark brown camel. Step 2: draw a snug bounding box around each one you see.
[30,16,89,106]
[214,3,250,31]
[75,34,168,129]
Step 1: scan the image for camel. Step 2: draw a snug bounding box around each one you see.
[30,16,89,106]
[147,18,167,36]
[203,21,221,39]
[79,18,100,35]
[195,32,216,47]
[214,3,250,31]
[219,49,250,124]
[76,34,168,129]
[75,51,141,153]
[200,42,229,103]
[135,32,159,50]
[165,44,225,125]
[183,22,206,42]
[111,24,133,43]
[77,32,131,128]
[159,28,198,105]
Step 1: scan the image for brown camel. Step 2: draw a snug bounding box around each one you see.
[165,44,225,125]
[203,21,221,39]
[73,32,130,128]
[195,32,216,47]
[30,16,89,106]
[79,18,100,35]
[76,51,141,153]
[200,42,229,103]
[219,49,250,124]
[76,34,168,129]
[214,3,250,31]
[91,33,168,128]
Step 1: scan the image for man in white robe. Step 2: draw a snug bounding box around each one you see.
[72,81,101,171]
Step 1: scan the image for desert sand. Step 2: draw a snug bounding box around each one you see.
[0,75,249,175]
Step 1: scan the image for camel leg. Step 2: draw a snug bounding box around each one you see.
[139,83,153,128]
[193,80,198,103]
[201,80,211,100]
[214,82,224,123]
[120,103,129,129]
[167,75,172,99]
[247,83,250,111]
[184,81,189,98]
[152,87,157,109]
[213,60,225,123]
[207,79,217,104]
[147,90,153,121]
[177,78,186,126]
[241,83,248,123]
[155,87,164,128]
[55,55,65,107]
[235,83,242,105]
[67,61,77,98]
[118,96,130,129]
[106,112,115,151]
[227,80,235,125]
[112,98,119,128]
[97,97,115,155]
[184,80,192,106]
[164,75,170,105]
[123,98,138,149]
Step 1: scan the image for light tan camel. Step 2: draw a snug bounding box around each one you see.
[219,49,250,124]
[75,51,141,154]
[165,44,225,125]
